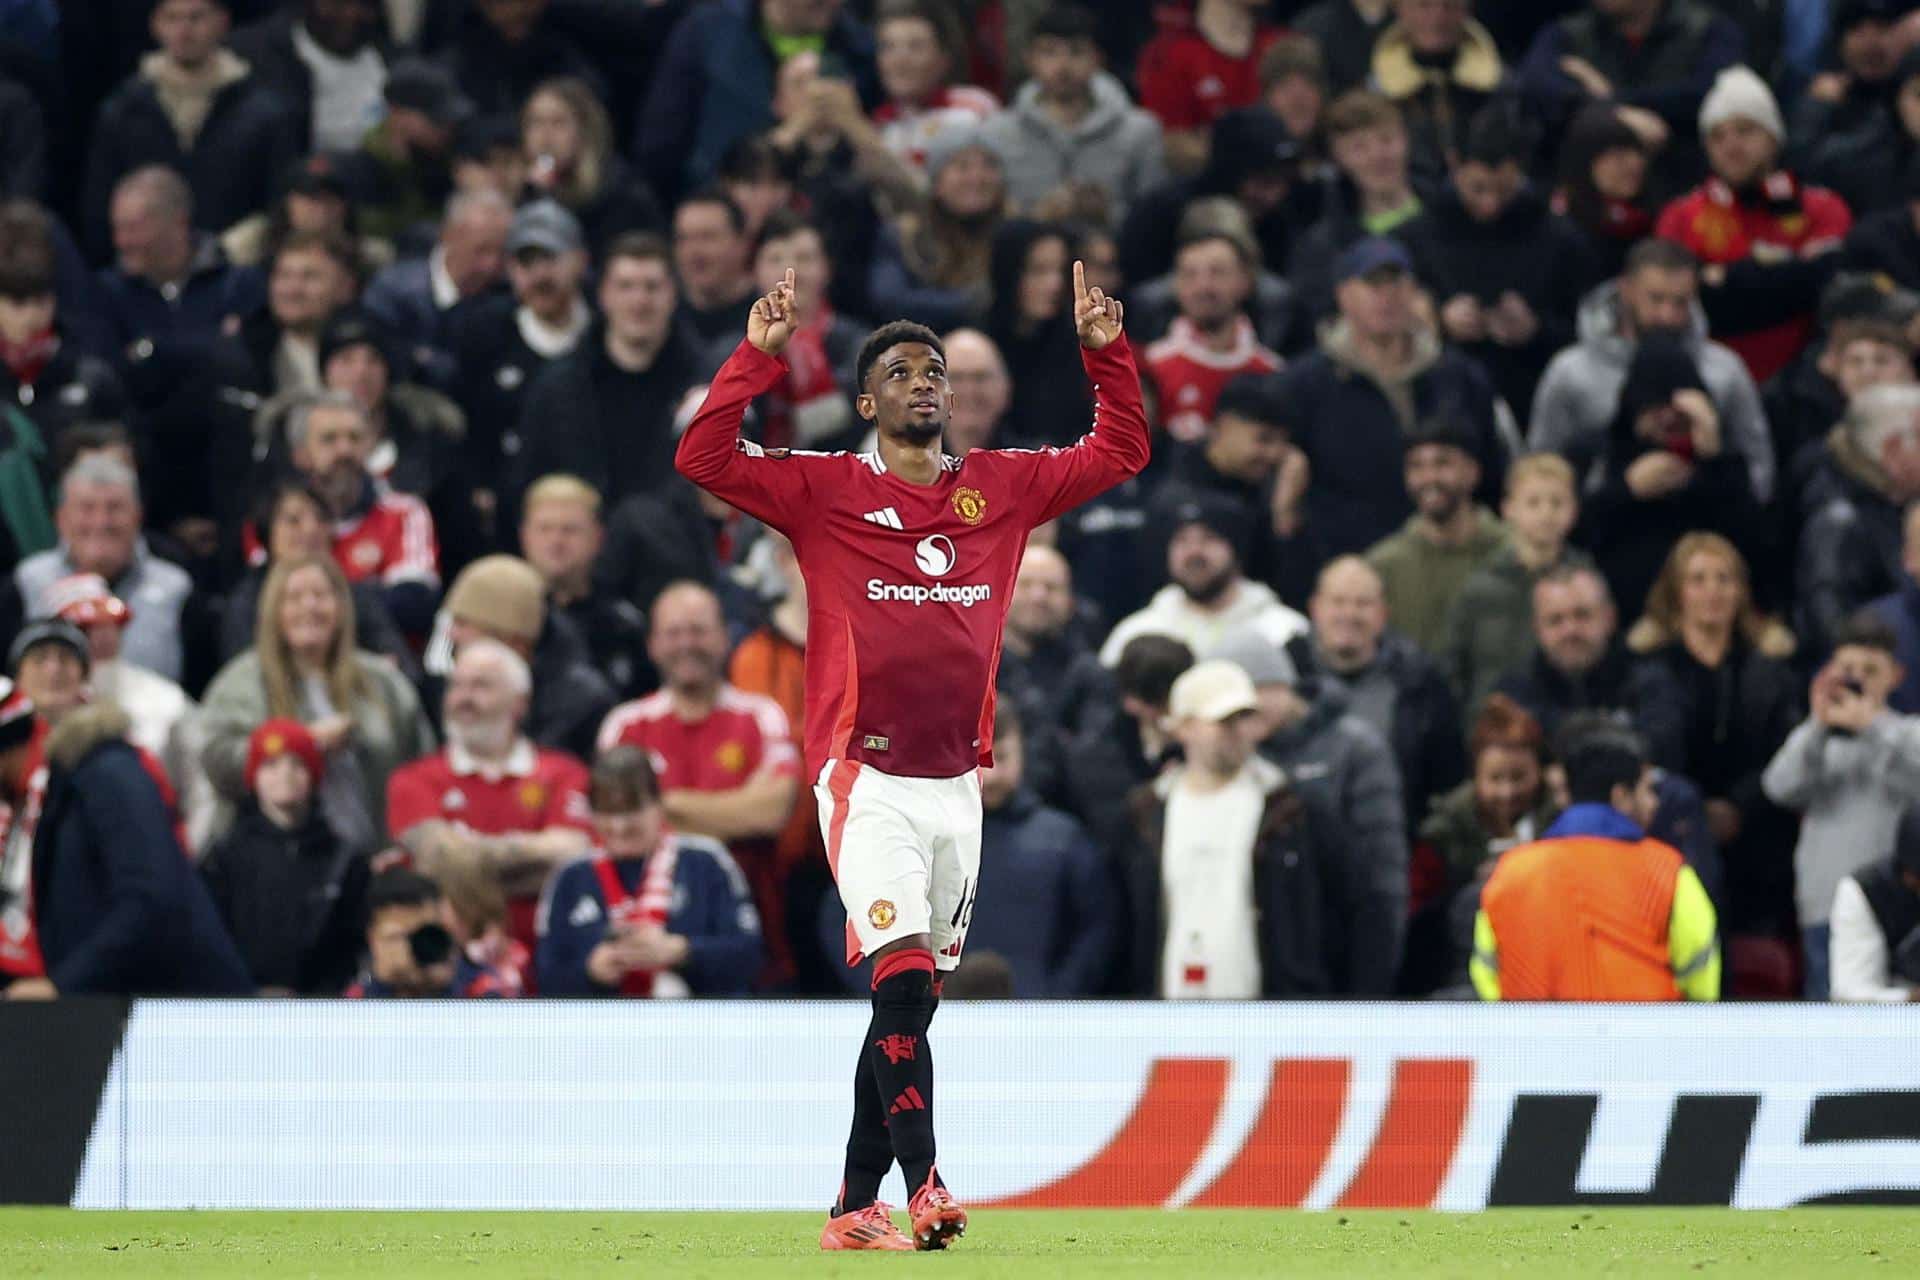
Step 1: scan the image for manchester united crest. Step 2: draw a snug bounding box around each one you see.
[868,900,897,929]
[518,781,546,812]
[951,486,987,526]
[715,740,747,774]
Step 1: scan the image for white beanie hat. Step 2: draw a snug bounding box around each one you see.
[1699,65,1784,144]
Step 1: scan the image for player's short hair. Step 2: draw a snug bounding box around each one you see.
[364,867,444,925]
[1505,452,1575,498]
[591,745,662,814]
[856,321,946,393]
[523,473,603,518]
[1114,634,1195,707]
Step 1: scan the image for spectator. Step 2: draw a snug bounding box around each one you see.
[343,866,512,997]
[0,70,45,202]
[94,165,260,364]
[0,680,42,983]
[201,556,434,852]
[12,455,207,689]
[1628,532,1802,938]
[867,125,1005,332]
[1306,555,1466,824]
[1259,36,1330,171]
[957,703,1117,996]
[598,581,800,983]
[1515,0,1744,198]
[445,199,592,494]
[1551,103,1658,282]
[638,0,879,201]
[997,543,1120,808]
[40,573,211,850]
[745,211,865,451]
[1789,0,1907,153]
[1870,502,1920,714]
[1768,297,1917,499]
[1100,496,1309,665]
[283,391,440,636]
[511,233,704,514]
[223,229,362,400]
[1292,0,1395,96]
[82,0,299,261]
[1136,0,1284,174]
[219,478,412,672]
[978,2,1166,219]
[984,220,1091,448]
[1763,613,1920,999]
[1807,44,1920,219]
[220,154,392,275]
[1470,718,1721,1001]
[2,694,250,999]
[870,0,999,172]
[1366,419,1508,657]
[1286,92,1424,321]
[0,204,125,571]
[1798,384,1920,656]
[1141,228,1283,446]
[1067,633,1191,848]
[1495,563,1687,766]
[432,554,616,761]
[1117,657,1313,996]
[1443,453,1590,716]
[1829,805,1920,1002]
[199,717,368,994]
[1656,66,1850,386]
[1842,160,1920,295]
[1369,0,1508,190]
[1408,694,1556,994]
[521,77,663,257]
[450,114,530,202]
[230,0,389,154]
[386,638,592,951]
[1212,628,1409,995]
[436,0,602,122]
[535,745,763,997]
[1531,237,1774,505]
[520,475,648,700]
[671,190,757,353]
[1272,236,1507,560]
[941,328,1014,452]
[1401,102,1594,420]
[352,58,472,247]
[362,188,511,357]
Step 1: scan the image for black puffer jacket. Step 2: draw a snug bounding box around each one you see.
[200,798,370,995]
[1796,431,1909,658]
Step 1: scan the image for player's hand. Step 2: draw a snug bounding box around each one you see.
[748,268,799,355]
[1073,259,1124,350]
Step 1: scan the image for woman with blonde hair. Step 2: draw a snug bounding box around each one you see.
[1629,533,1803,943]
[200,557,434,848]
[521,77,663,254]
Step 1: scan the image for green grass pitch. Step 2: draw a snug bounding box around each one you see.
[3,1208,1918,1278]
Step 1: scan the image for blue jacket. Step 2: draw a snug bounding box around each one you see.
[636,0,877,199]
[968,789,1119,997]
[31,703,252,996]
[534,837,763,996]
[1871,581,1920,715]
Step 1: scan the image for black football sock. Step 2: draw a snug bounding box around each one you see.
[867,949,939,1194]
[835,1036,892,1214]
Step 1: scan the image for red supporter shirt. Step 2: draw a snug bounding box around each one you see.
[385,740,593,945]
[596,686,801,789]
[1655,173,1852,385]
[1137,21,1284,131]
[1144,316,1282,444]
[674,336,1150,779]
[331,484,440,588]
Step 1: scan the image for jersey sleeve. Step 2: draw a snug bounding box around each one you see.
[1009,335,1152,528]
[545,755,595,832]
[673,339,822,532]
[745,695,800,780]
[384,760,438,838]
[383,494,441,588]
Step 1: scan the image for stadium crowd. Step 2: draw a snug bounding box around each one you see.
[7,0,1920,1003]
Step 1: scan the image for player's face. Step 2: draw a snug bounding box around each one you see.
[595,802,665,861]
[860,342,951,444]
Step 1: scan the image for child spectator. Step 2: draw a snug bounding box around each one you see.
[201,718,368,995]
[344,866,512,998]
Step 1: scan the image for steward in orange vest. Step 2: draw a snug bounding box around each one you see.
[1473,725,1719,1001]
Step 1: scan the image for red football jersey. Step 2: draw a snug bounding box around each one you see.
[675,336,1150,779]
[1144,316,1282,444]
[1137,23,1284,131]
[596,686,801,788]
[331,485,440,588]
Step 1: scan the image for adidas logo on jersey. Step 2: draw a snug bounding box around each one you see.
[861,508,905,530]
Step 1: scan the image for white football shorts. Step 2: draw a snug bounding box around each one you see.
[814,759,982,973]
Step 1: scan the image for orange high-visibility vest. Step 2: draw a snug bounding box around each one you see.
[1482,835,1684,1001]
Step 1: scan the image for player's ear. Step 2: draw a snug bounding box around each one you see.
[856,392,877,424]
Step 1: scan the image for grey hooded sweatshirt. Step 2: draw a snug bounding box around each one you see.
[979,70,1167,218]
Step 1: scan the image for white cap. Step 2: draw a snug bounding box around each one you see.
[1168,659,1259,725]
[1699,65,1784,145]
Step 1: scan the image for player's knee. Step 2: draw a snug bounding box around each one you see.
[871,946,936,1013]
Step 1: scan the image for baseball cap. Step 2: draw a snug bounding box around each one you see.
[384,57,473,129]
[8,618,90,676]
[1335,236,1413,285]
[1168,659,1260,724]
[246,717,325,791]
[506,199,584,258]
[0,677,34,754]
[1166,494,1254,558]
[41,573,132,630]
[1207,628,1299,689]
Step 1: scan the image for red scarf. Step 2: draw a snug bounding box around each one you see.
[0,722,49,980]
[0,328,57,390]
[759,306,844,451]
[591,840,679,997]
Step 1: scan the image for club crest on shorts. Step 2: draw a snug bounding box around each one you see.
[868,900,897,929]
[951,486,987,526]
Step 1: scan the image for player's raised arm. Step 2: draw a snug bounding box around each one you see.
[673,268,812,531]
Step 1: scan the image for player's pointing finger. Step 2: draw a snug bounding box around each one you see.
[785,267,797,294]
[1073,259,1086,302]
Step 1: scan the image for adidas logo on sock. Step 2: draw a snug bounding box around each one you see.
[889,1085,926,1114]
[861,507,904,530]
